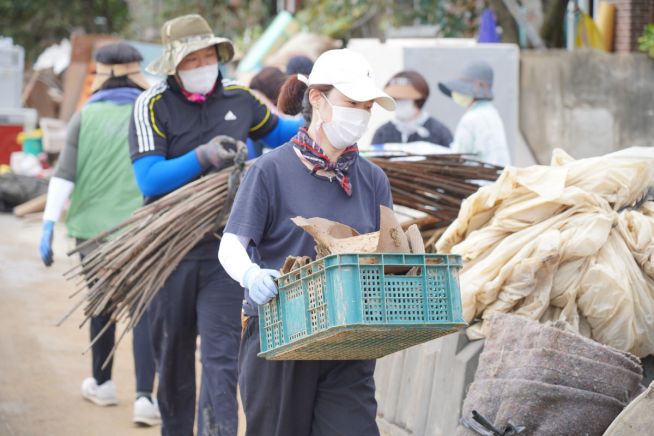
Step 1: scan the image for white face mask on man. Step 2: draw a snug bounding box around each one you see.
[177,63,219,95]
[318,93,371,150]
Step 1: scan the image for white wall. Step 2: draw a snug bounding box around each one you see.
[348,39,536,167]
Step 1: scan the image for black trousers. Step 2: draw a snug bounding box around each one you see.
[80,242,155,392]
[147,257,242,436]
[89,312,155,393]
[239,318,380,436]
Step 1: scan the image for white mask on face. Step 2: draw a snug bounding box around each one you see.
[319,93,371,149]
[394,99,419,122]
[177,63,219,95]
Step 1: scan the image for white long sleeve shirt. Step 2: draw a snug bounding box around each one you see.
[451,101,511,167]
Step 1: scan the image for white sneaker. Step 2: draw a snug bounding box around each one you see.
[80,377,118,406]
[133,396,162,426]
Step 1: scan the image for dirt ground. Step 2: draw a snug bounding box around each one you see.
[0,213,244,436]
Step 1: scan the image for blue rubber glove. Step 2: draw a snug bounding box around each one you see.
[40,220,55,267]
[243,264,281,305]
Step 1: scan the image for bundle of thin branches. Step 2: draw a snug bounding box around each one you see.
[60,165,244,360]
[371,154,501,249]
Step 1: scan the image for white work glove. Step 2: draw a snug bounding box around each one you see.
[243,264,281,305]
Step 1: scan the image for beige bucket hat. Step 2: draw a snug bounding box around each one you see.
[146,14,235,76]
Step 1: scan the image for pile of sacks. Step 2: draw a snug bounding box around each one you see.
[457,314,644,436]
[437,149,654,357]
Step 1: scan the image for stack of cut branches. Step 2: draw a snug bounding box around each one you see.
[371,154,500,250]
[61,166,241,358]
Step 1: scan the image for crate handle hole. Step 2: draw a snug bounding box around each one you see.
[383,266,420,275]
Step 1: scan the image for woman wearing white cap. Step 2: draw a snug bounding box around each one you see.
[218,48,395,436]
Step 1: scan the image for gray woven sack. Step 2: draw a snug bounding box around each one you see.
[456,378,625,436]
[483,315,641,372]
[456,315,644,435]
[475,348,642,403]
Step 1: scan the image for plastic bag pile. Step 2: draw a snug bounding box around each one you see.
[437,149,654,357]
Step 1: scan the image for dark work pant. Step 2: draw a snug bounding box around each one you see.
[147,258,242,436]
[80,241,156,393]
[90,313,115,385]
[133,315,156,394]
[90,312,155,391]
[240,318,380,436]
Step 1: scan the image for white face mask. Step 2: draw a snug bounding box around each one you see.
[177,63,219,95]
[319,93,371,149]
[394,99,419,122]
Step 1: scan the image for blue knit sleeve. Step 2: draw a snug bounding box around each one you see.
[132,152,203,197]
[258,117,302,148]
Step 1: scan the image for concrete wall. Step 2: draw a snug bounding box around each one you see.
[520,49,654,164]
[375,332,484,436]
[348,40,520,152]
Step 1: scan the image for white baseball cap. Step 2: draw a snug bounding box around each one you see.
[297,49,395,111]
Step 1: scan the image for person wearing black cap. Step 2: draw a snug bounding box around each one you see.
[285,55,314,76]
[372,70,452,147]
[39,42,160,426]
[438,61,511,166]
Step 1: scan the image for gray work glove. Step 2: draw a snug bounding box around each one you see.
[195,135,247,170]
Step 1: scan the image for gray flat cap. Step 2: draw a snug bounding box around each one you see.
[438,61,494,100]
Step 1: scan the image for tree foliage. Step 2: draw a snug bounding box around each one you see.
[295,0,481,40]
[152,0,275,53]
[0,0,130,62]
[3,0,485,64]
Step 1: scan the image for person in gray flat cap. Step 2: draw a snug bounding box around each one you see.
[438,61,511,166]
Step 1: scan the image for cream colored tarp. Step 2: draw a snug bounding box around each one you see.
[437,149,654,357]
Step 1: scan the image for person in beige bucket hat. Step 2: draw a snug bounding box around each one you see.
[128,13,304,436]
[146,14,234,76]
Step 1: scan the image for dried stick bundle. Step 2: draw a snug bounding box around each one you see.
[60,165,243,362]
[370,154,501,249]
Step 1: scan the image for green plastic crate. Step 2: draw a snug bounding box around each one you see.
[258,253,466,360]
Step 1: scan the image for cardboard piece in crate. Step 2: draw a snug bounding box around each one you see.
[259,206,466,360]
[289,205,413,255]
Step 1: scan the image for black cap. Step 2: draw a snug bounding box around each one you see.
[95,42,143,65]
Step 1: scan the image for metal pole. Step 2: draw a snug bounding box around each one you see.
[566,0,576,51]
[592,0,600,19]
